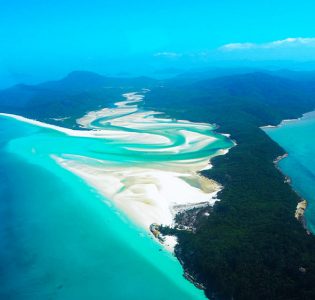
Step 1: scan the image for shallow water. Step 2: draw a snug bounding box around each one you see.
[263,111,315,233]
[0,92,233,299]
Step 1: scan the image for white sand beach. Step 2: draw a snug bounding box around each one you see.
[0,92,233,252]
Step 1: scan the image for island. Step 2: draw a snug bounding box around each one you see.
[2,70,315,299]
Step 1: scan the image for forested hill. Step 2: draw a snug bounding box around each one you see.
[154,72,315,127]
[144,72,315,300]
[0,71,158,127]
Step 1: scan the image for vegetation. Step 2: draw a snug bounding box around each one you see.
[2,70,315,299]
[144,72,315,299]
[0,71,158,128]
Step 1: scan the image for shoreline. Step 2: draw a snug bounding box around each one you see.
[273,150,311,232]
[263,118,314,232]
[70,92,234,251]
[261,110,315,131]
[0,92,235,253]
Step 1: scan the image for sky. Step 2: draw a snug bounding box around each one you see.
[0,0,315,87]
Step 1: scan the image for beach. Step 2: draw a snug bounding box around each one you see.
[0,92,234,250]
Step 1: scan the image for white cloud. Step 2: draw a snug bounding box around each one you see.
[221,42,256,50]
[220,37,315,51]
[154,52,182,58]
[153,38,315,63]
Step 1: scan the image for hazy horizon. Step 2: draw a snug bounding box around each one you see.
[1,0,315,88]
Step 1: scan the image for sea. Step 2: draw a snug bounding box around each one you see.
[263,111,315,233]
[0,93,233,299]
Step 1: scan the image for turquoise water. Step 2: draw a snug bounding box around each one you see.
[263,111,315,233]
[0,92,235,300]
[0,117,208,299]
[0,92,233,299]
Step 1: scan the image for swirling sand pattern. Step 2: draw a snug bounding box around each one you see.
[0,91,234,249]
[72,92,234,231]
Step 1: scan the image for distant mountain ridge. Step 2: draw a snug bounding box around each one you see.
[0,71,159,126]
[1,69,315,127]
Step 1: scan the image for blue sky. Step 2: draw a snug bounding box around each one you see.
[0,0,315,87]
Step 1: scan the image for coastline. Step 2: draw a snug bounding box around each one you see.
[272,153,308,228]
[139,75,315,299]
[262,112,315,231]
[69,92,235,251]
[0,115,208,300]
[261,110,315,131]
[0,92,234,253]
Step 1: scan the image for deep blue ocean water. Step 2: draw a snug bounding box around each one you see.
[263,111,315,233]
[0,117,206,299]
